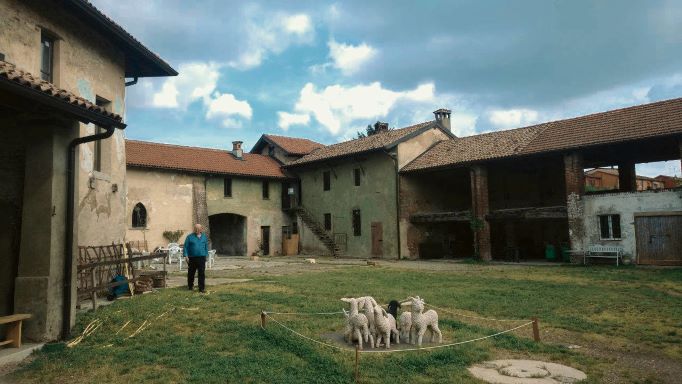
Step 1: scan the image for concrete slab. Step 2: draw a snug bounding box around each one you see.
[0,343,44,367]
[468,359,586,383]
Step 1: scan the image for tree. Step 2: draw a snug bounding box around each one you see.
[356,121,389,138]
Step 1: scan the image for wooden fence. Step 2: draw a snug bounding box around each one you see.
[77,243,167,309]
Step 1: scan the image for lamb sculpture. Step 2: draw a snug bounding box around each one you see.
[373,304,400,349]
[341,297,374,349]
[398,301,412,344]
[409,296,442,346]
[360,296,378,338]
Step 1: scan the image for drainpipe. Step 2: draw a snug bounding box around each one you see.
[124,77,138,87]
[62,125,115,339]
[388,151,402,260]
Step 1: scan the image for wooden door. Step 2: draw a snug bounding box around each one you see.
[371,222,383,257]
[635,214,682,265]
[261,226,270,256]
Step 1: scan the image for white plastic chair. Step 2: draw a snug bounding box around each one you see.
[166,243,179,264]
[168,245,182,270]
[207,250,217,269]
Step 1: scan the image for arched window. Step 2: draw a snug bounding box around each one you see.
[132,203,147,228]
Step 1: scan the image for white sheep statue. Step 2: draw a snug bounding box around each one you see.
[373,304,399,349]
[398,301,412,344]
[359,296,378,338]
[408,296,442,346]
[341,297,374,349]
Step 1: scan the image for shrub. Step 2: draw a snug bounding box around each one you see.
[162,230,184,243]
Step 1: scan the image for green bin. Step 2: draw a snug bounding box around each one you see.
[545,244,556,261]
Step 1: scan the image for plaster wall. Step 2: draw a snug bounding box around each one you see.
[582,189,682,257]
[297,153,398,258]
[397,127,449,169]
[0,0,128,248]
[206,177,289,256]
[125,168,199,249]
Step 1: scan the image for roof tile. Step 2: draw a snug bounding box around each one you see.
[0,60,123,122]
[287,121,436,167]
[126,140,287,179]
[262,134,324,155]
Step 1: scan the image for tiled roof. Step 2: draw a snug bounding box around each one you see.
[0,60,124,124]
[286,121,437,167]
[260,134,324,155]
[126,140,287,179]
[403,97,682,172]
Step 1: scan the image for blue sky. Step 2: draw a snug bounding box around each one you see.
[93,0,682,177]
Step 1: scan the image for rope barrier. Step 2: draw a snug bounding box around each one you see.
[424,303,531,323]
[262,312,534,354]
[264,310,345,316]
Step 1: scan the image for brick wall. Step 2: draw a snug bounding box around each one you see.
[564,152,585,253]
[192,178,210,237]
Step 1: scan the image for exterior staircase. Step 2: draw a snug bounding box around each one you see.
[291,206,343,257]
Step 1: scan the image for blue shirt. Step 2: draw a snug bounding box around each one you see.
[183,233,208,257]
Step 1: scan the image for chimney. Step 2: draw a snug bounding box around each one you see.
[232,141,243,159]
[433,108,451,131]
[376,122,389,132]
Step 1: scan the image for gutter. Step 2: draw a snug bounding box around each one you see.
[62,125,116,339]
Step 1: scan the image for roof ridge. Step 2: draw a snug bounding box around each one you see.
[264,133,323,144]
[125,139,278,157]
[325,120,434,149]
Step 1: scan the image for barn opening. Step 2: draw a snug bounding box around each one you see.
[209,213,246,256]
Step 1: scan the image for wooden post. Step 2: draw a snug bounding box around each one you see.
[163,254,167,288]
[261,311,266,329]
[532,317,540,342]
[355,345,359,383]
[90,268,98,310]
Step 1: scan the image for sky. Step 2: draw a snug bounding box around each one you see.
[92,0,682,177]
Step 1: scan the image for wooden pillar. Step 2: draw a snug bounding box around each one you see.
[470,165,491,261]
[618,161,637,192]
[564,153,585,253]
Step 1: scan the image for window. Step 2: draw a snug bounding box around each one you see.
[40,32,54,82]
[354,168,361,186]
[262,180,269,199]
[599,214,621,240]
[324,213,332,231]
[323,171,331,191]
[352,209,361,236]
[132,203,147,228]
[93,97,111,173]
[224,177,232,197]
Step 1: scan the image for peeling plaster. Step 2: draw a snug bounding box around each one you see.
[77,79,95,102]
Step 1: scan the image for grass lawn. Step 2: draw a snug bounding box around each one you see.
[6,262,682,383]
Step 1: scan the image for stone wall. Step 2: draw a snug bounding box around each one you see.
[206,176,290,256]
[581,189,682,258]
[126,168,199,250]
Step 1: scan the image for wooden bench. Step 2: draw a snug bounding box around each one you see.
[585,245,624,266]
[1,314,31,348]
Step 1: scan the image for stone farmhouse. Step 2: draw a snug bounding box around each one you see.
[0,0,176,340]
[127,102,682,266]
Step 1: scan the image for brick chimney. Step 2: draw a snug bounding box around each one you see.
[232,141,243,159]
[433,108,451,131]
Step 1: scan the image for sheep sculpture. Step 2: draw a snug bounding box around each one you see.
[398,305,412,344]
[341,297,374,349]
[409,296,442,346]
[373,304,399,349]
[359,296,378,337]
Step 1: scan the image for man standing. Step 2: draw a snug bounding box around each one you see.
[184,224,209,293]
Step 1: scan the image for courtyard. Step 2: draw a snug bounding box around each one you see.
[4,258,682,383]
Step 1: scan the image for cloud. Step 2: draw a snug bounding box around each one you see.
[328,40,377,75]
[288,82,435,135]
[152,62,220,109]
[488,108,539,129]
[451,113,479,137]
[206,92,253,128]
[277,112,311,131]
[228,11,314,70]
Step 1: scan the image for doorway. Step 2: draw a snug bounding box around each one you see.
[371,222,383,257]
[208,213,246,255]
[261,226,270,256]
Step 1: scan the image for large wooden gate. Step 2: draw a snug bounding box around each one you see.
[635,212,682,265]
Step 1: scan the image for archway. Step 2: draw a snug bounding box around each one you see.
[209,213,246,255]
